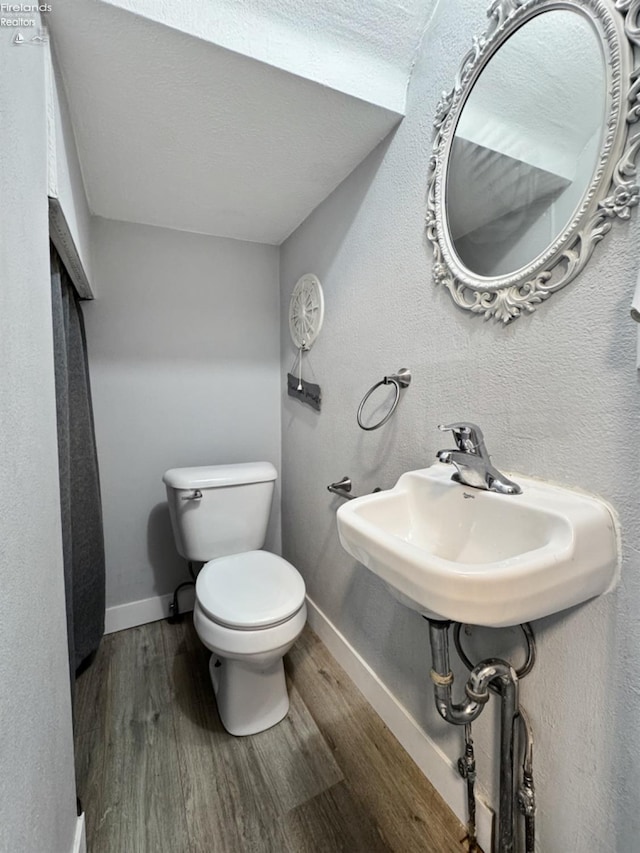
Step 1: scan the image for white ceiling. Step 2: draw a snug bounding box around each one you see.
[49,0,437,244]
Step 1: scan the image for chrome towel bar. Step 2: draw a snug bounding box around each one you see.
[327,476,381,502]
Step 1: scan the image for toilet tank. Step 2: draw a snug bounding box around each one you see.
[163,462,277,562]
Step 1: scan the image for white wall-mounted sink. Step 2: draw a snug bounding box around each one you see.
[336,463,620,626]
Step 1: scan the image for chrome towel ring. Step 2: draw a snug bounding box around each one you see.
[356,368,412,431]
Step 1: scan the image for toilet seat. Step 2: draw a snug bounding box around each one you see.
[196,550,306,630]
[194,599,307,659]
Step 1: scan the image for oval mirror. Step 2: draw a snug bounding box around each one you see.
[427,0,639,323]
[447,11,606,278]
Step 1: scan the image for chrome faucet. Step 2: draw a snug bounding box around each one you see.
[436,422,522,495]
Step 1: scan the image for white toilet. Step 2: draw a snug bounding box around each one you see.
[163,461,307,736]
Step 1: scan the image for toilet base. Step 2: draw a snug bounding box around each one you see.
[209,654,289,736]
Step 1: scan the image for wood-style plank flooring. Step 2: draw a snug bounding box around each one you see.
[74,619,471,852]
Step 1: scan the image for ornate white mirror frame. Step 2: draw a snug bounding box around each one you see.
[426,0,640,323]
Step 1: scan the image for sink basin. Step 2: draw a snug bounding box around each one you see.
[336,463,620,626]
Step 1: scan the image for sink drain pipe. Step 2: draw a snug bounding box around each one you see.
[427,619,519,853]
[454,622,537,853]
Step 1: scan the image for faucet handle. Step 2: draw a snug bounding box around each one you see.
[437,422,485,453]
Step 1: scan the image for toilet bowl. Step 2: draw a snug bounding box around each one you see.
[194,549,306,736]
[163,462,307,736]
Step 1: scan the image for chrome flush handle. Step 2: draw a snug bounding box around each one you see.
[181,489,203,501]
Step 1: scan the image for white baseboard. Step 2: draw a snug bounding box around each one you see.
[105,588,195,634]
[72,814,86,853]
[305,596,494,853]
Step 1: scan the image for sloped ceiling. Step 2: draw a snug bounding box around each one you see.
[48,0,438,244]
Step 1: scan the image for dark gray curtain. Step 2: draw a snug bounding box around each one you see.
[50,246,105,676]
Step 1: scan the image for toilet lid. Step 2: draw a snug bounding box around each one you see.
[196,550,306,629]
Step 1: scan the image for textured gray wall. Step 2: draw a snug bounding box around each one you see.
[0,29,78,853]
[86,219,282,609]
[279,1,640,849]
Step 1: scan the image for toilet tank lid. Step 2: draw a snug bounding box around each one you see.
[162,461,277,489]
